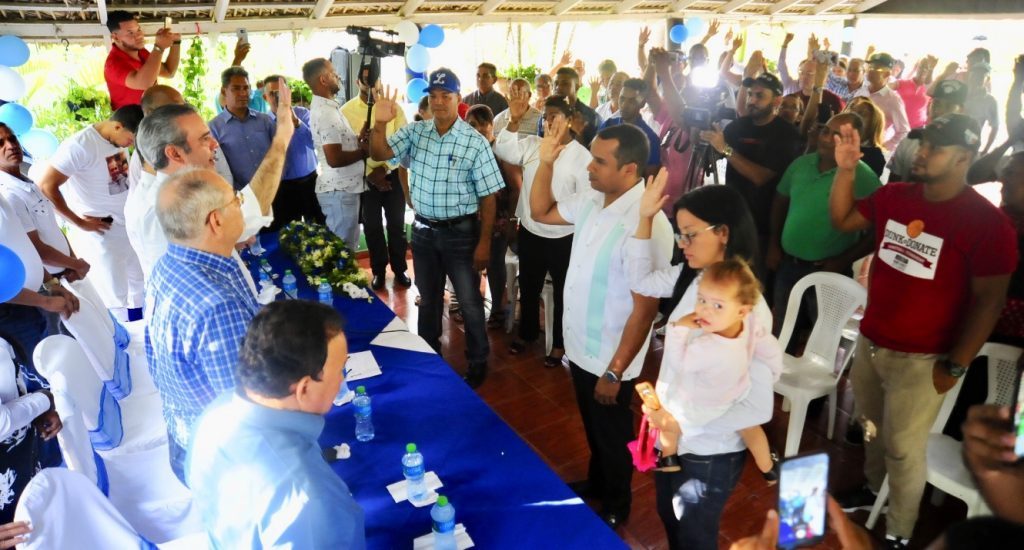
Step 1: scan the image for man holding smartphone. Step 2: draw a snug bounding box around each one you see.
[103,11,181,110]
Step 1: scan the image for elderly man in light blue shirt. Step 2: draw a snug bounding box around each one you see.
[187,300,365,550]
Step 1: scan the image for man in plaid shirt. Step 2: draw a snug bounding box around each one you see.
[369,68,505,388]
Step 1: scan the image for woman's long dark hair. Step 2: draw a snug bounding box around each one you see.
[667,184,759,312]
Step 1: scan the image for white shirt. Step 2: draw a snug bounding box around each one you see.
[557,183,674,380]
[0,194,44,291]
[48,125,131,224]
[493,129,589,239]
[128,149,143,190]
[597,103,661,135]
[0,171,71,274]
[0,339,49,441]
[624,239,775,455]
[493,107,542,139]
[125,170,272,281]
[855,85,910,152]
[309,95,365,194]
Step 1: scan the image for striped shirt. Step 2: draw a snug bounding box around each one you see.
[387,118,504,220]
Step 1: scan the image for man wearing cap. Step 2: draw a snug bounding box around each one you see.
[855,53,910,152]
[830,113,1017,549]
[699,72,800,288]
[369,68,505,388]
[887,79,967,183]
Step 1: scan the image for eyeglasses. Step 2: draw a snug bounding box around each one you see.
[674,224,718,246]
[207,191,244,221]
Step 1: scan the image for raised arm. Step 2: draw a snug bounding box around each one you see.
[800,56,829,139]
[160,29,182,78]
[123,29,174,90]
[247,78,294,214]
[1007,56,1024,138]
[829,124,872,232]
[369,86,399,161]
[529,118,571,226]
[777,33,796,94]
[637,27,651,72]
[719,36,744,88]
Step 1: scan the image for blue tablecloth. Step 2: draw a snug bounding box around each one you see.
[252,234,624,549]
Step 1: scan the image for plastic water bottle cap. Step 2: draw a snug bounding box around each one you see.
[406,443,417,453]
[285,269,293,275]
[320,277,328,284]
[356,385,366,394]
[436,495,448,507]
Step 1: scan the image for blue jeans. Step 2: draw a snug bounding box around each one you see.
[410,218,489,366]
[654,449,747,550]
[317,190,361,250]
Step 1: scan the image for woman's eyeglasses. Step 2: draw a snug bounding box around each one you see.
[674,224,718,246]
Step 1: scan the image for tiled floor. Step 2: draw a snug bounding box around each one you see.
[362,255,969,549]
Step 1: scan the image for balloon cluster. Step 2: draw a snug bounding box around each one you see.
[0,35,59,161]
[393,23,446,103]
[669,18,707,45]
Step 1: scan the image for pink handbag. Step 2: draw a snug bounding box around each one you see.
[627,415,660,472]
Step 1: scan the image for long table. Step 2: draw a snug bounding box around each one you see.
[255,234,625,549]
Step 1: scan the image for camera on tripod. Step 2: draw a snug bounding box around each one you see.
[347,26,406,58]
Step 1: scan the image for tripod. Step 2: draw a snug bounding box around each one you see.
[681,129,720,193]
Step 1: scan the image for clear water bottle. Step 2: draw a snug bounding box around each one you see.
[402,442,426,503]
[318,277,333,305]
[431,495,457,550]
[258,259,272,284]
[282,269,298,299]
[249,234,265,256]
[353,386,374,442]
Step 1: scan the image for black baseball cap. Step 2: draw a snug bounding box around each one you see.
[928,80,967,105]
[867,53,895,69]
[741,72,783,96]
[921,114,982,152]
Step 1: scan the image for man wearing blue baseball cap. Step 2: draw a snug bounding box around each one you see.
[368,68,505,388]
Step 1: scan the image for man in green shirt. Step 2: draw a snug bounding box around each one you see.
[768,112,881,334]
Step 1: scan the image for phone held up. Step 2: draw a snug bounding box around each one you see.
[236,28,249,45]
[777,452,829,549]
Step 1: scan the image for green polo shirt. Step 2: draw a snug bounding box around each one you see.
[778,153,882,261]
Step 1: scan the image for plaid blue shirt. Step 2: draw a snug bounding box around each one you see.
[387,118,504,220]
[145,244,259,464]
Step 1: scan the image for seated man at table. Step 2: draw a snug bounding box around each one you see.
[188,300,365,549]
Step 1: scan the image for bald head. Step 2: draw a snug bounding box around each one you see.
[142,85,185,116]
[156,168,233,242]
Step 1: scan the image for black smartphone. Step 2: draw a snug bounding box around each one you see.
[777,452,829,549]
[1013,366,1024,459]
[101,216,114,224]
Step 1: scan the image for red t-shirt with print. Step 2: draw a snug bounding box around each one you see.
[856,182,1018,353]
[104,45,151,110]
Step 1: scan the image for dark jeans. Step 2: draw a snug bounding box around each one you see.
[517,227,571,349]
[264,170,323,233]
[0,304,47,379]
[362,172,408,277]
[569,362,636,516]
[772,255,823,340]
[654,449,747,550]
[411,218,489,366]
[487,232,508,315]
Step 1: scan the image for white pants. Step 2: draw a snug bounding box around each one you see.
[317,190,361,250]
[66,222,144,309]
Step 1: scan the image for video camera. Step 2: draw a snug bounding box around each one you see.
[683,85,736,131]
[346,26,406,58]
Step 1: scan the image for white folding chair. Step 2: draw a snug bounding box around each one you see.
[865,342,1023,529]
[61,279,133,399]
[775,272,867,457]
[13,468,207,550]
[505,250,556,354]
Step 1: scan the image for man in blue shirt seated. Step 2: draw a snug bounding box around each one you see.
[599,78,661,178]
[188,300,365,549]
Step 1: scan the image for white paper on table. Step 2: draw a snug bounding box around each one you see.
[370,331,438,355]
[345,350,382,381]
[386,471,443,507]
[412,524,474,549]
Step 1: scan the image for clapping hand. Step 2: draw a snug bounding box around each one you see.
[539,117,569,164]
[640,168,670,219]
[834,123,863,170]
[374,85,401,124]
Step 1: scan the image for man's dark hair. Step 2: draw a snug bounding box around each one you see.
[136,104,197,170]
[595,124,649,172]
[829,112,864,133]
[478,63,498,78]
[262,74,286,87]
[555,67,580,86]
[302,58,330,88]
[106,10,136,33]
[110,104,145,134]
[238,301,345,398]
[967,47,991,64]
[466,104,494,125]
[543,95,573,118]
[622,78,648,96]
[221,66,250,89]
[598,59,617,74]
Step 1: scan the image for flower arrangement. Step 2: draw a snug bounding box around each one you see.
[278,220,372,301]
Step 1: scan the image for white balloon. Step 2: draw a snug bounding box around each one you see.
[394,20,420,46]
[0,66,25,102]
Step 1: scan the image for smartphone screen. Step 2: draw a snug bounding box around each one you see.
[1013,367,1024,458]
[778,452,829,549]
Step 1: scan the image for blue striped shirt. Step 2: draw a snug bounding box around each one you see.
[387,118,504,220]
[145,244,259,466]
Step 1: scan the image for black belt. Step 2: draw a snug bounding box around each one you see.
[414,214,476,229]
[784,254,822,267]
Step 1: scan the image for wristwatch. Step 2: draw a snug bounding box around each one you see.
[721,145,734,158]
[943,359,967,378]
[601,370,621,384]
[153,45,164,53]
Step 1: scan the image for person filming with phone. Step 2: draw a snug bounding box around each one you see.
[103,10,181,110]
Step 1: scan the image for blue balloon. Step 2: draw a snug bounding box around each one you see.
[0,35,29,67]
[669,24,688,44]
[418,25,445,48]
[19,128,59,161]
[0,244,26,303]
[405,44,431,74]
[0,103,32,135]
[685,17,706,38]
[406,78,428,103]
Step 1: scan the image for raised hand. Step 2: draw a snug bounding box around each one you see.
[783,32,794,47]
[834,123,863,170]
[823,37,831,51]
[539,117,568,164]
[1013,54,1024,82]
[507,85,530,121]
[153,27,174,50]
[731,35,743,53]
[808,33,820,56]
[940,61,959,77]
[273,77,295,139]
[705,19,721,39]
[573,59,586,78]
[744,51,764,78]
[558,49,573,67]
[724,27,735,46]
[589,76,601,93]
[639,26,651,47]
[640,168,670,219]
[865,44,876,60]
[232,41,251,65]
[815,54,830,86]
[374,85,400,124]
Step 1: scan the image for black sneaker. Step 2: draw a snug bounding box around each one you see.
[762,450,780,485]
[885,535,909,549]
[836,485,881,513]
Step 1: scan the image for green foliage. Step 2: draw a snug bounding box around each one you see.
[182,36,214,120]
[33,81,111,141]
[503,64,541,83]
[289,79,313,106]
[278,220,371,297]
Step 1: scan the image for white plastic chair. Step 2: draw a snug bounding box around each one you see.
[13,468,207,550]
[504,250,556,354]
[61,279,133,399]
[865,342,1023,529]
[775,272,867,457]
